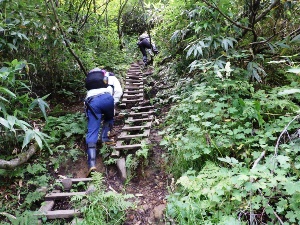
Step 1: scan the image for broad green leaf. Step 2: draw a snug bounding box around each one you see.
[34,133,43,149]
[0,117,9,129]
[287,68,300,74]
[0,87,16,98]
[22,130,34,149]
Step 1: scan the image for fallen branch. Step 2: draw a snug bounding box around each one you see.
[0,212,16,220]
[0,144,38,169]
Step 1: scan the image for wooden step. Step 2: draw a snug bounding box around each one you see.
[125,85,143,89]
[45,210,81,219]
[122,98,144,103]
[118,130,150,140]
[123,93,144,98]
[126,117,153,123]
[126,75,143,79]
[57,178,92,184]
[123,90,144,94]
[126,79,143,82]
[114,144,142,150]
[126,81,143,85]
[45,192,86,200]
[126,111,154,116]
[122,122,152,131]
[131,105,154,110]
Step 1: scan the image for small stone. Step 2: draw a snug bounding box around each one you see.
[61,178,72,190]
[153,204,166,221]
[135,193,143,197]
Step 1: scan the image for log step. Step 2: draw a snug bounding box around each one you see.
[118,131,150,140]
[122,98,144,103]
[45,192,86,200]
[125,85,143,89]
[131,105,154,110]
[123,90,144,94]
[122,122,152,131]
[126,116,153,123]
[45,210,81,219]
[114,144,142,150]
[126,111,154,116]
[126,82,143,85]
[123,93,144,98]
[126,79,143,82]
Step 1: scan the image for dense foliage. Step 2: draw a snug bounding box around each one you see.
[0,0,300,224]
[154,0,300,224]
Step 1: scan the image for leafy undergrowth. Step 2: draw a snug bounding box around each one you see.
[157,72,300,224]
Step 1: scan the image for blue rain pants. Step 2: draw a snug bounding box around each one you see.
[85,93,114,145]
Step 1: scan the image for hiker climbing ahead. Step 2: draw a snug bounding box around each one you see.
[84,68,123,176]
[137,31,159,66]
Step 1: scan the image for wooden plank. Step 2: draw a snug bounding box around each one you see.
[45,192,86,200]
[122,122,152,131]
[126,82,143,85]
[45,210,81,219]
[125,85,143,89]
[126,116,153,123]
[123,90,144,94]
[131,106,154,110]
[126,75,143,79]
[114,144,142,150]
[126,79,143,82]
[127,111,154,116]
[122,98,144,103]
[118,132,150,140]
[123,93,144,98]
[68,178,92,183]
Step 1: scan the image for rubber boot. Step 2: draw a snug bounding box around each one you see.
[86,144,97,177]
[152,44,159,55]
[142,55,148,67]
[102,121,115,145]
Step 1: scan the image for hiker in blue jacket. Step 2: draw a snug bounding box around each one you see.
[84,68,122,176]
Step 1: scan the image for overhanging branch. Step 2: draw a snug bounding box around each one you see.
[201,0,252,31]
[0,144,38,169]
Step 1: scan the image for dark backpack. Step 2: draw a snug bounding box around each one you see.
[85,70,108,90]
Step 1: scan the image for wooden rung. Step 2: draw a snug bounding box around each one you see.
[122,98,144,103]
[57,178,92,183]
[118,132,150,140]
[126,79,143,82]
[127,111,154,116]
[122,123,151,131]
[114,144,142,150]
[125,85,143,89]
[131,106,154,110]
[126,118,153,123]
[123,90,144,94]
[126,75,143,78]
[45,192,86,200]
[123,93,143,97]
[126,82,143,85]
[45,210,81,219]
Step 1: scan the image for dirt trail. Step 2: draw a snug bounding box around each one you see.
[57,63,171,224]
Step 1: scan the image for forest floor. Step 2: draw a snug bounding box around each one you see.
[55,64,173,225]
